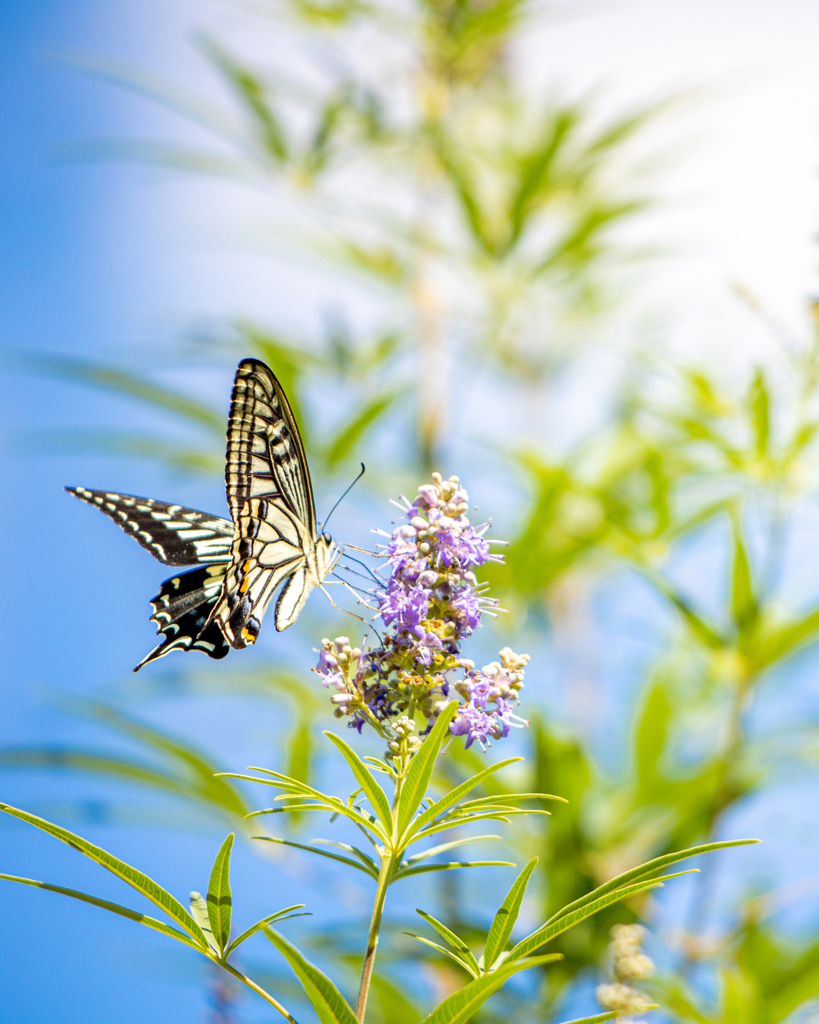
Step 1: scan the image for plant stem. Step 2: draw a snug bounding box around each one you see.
[221,961,300,1023]
[355,851,393,1021]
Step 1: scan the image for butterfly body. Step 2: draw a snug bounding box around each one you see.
[68,359,338,670]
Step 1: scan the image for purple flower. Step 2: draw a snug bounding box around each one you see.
[452,524,491,567]
[450,702,496,750]
[494,697,513,739]
[452,585,481,631]
[315,649,346,691]
[467,673,497,708]
[378,581,430,638]
[387,530,419,570]
[413,631,443,666]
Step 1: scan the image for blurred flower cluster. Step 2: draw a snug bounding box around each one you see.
[596,924,655,1020]
[313,473,529,752]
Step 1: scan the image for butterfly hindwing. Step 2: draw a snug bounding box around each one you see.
[135,564,230,671]
[67,487,234,566]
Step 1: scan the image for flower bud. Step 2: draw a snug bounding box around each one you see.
[331,693,353,705]
[419,542,431,554]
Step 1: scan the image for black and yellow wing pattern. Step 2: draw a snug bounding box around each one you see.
[66,359,335,671]
[207,358,334,650]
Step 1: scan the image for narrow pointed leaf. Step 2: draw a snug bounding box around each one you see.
[544,839,759,931]
[404,933,477,977]
[251,836,379,878]
[394,860,515,881]
[264,927,359,1024]
[731,518,758,634]
[409,759,521,836]
[311,839,379,874]
[0,803,208,947]
[190,892,219,952]
[418,955,561,1024]
[484,858,538,969]
[0,873,204,951]
[207,833,234,953]
[397,703,458,838]
[404,836,502,865]
[224,904,307,956]
[557,1013,621,1024]
[416,910,480,975]
[323,732,393,833]
[505,873,695,964]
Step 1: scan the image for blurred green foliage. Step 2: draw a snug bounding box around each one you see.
[10,0,819,1020]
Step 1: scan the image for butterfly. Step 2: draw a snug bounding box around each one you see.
[68,358,339,671]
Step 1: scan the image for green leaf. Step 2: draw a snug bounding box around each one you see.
[556,1013,623,1024]
[312,839,379,874]
[224,904,308,956]
[323,732,393,834]
[0,873,205,951]
[404,933,478,977]
[417,955,561,1024]
[202,38,289,162]
[731,516,758,635]
[17,351,224,432]
[416,910,481,976]
[226,769,387,839]
[264,927,359,1024]
[190,892,218,951]
[0,803,208,948]
[506,872,699,964]
[396,703,458,839]
[251,835,380,878]
[483,858,538,970]
[408,758,522,837]
[79,702,250,819]
[393,860,516,881]
[324,389,403,468]
[550,838,759,927]
[748,367,770,455]
[369,973,422,1024]
[402,835,502,865]
[207,833,234,954]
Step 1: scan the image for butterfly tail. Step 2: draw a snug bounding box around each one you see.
[134,565,231,671]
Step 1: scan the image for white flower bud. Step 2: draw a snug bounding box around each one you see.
[419,542,431,554]
[410,516,427,529]
[399,525,417,538]
[331,693,353,705]
[334,636,350,650]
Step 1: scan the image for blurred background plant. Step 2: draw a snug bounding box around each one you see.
[3,0,819,1022]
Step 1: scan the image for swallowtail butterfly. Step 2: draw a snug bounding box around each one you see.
[68,358,338,671]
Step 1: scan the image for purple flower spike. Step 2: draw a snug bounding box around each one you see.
[313,472,526,754]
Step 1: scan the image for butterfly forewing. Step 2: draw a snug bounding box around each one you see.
[66,487,234,566]
[211,359,328,648]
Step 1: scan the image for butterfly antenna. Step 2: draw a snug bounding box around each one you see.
[321,463,365,533]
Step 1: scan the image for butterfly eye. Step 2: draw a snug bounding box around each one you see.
[322,532,333,545]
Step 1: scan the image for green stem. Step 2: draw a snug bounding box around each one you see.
[355,852,393,1021]
[220,961,300,1023]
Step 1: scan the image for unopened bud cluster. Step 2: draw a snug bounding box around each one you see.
[596,924,655,1020]
[312,475,529,753]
